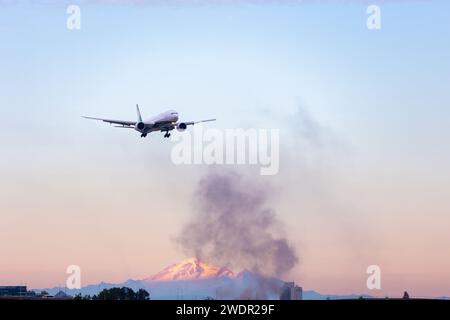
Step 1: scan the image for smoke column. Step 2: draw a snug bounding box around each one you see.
[177,171,298,277]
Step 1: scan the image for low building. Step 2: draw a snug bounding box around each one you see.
[0,286,28,297]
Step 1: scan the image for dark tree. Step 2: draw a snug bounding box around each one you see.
[95,287,150,300]
[136,289,150,300]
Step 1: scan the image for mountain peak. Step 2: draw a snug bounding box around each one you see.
[146,257,235,281]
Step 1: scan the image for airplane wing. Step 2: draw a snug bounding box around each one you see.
[82,116,136,127]
[183,119,216,126]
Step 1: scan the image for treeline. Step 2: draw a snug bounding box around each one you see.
[74,287,150,300]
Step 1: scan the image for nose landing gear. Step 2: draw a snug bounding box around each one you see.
[164,132,171,138]
[141,133,147,138]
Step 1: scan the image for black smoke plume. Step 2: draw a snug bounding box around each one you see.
[177,171,298,278]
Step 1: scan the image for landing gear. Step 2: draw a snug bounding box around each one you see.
[164,132,171,138]
[141,133,147,138]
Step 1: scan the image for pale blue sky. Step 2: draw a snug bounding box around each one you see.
[1,1,449,159]
[1,1,450,296]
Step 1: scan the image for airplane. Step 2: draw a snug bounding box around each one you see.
[82,105,216,138]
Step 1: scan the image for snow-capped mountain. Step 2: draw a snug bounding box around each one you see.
[37,258,373,300]
[38,258,285,299]
[146,257,235,281]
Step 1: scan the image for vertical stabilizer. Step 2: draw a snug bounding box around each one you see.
[136,104,143,122]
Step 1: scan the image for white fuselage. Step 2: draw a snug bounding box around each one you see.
[135,110,179,133]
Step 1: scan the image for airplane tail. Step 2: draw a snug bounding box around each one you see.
[136,104,143,122]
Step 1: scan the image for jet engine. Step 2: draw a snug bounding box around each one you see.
[177,123,187,132]
[135,122,145,131]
